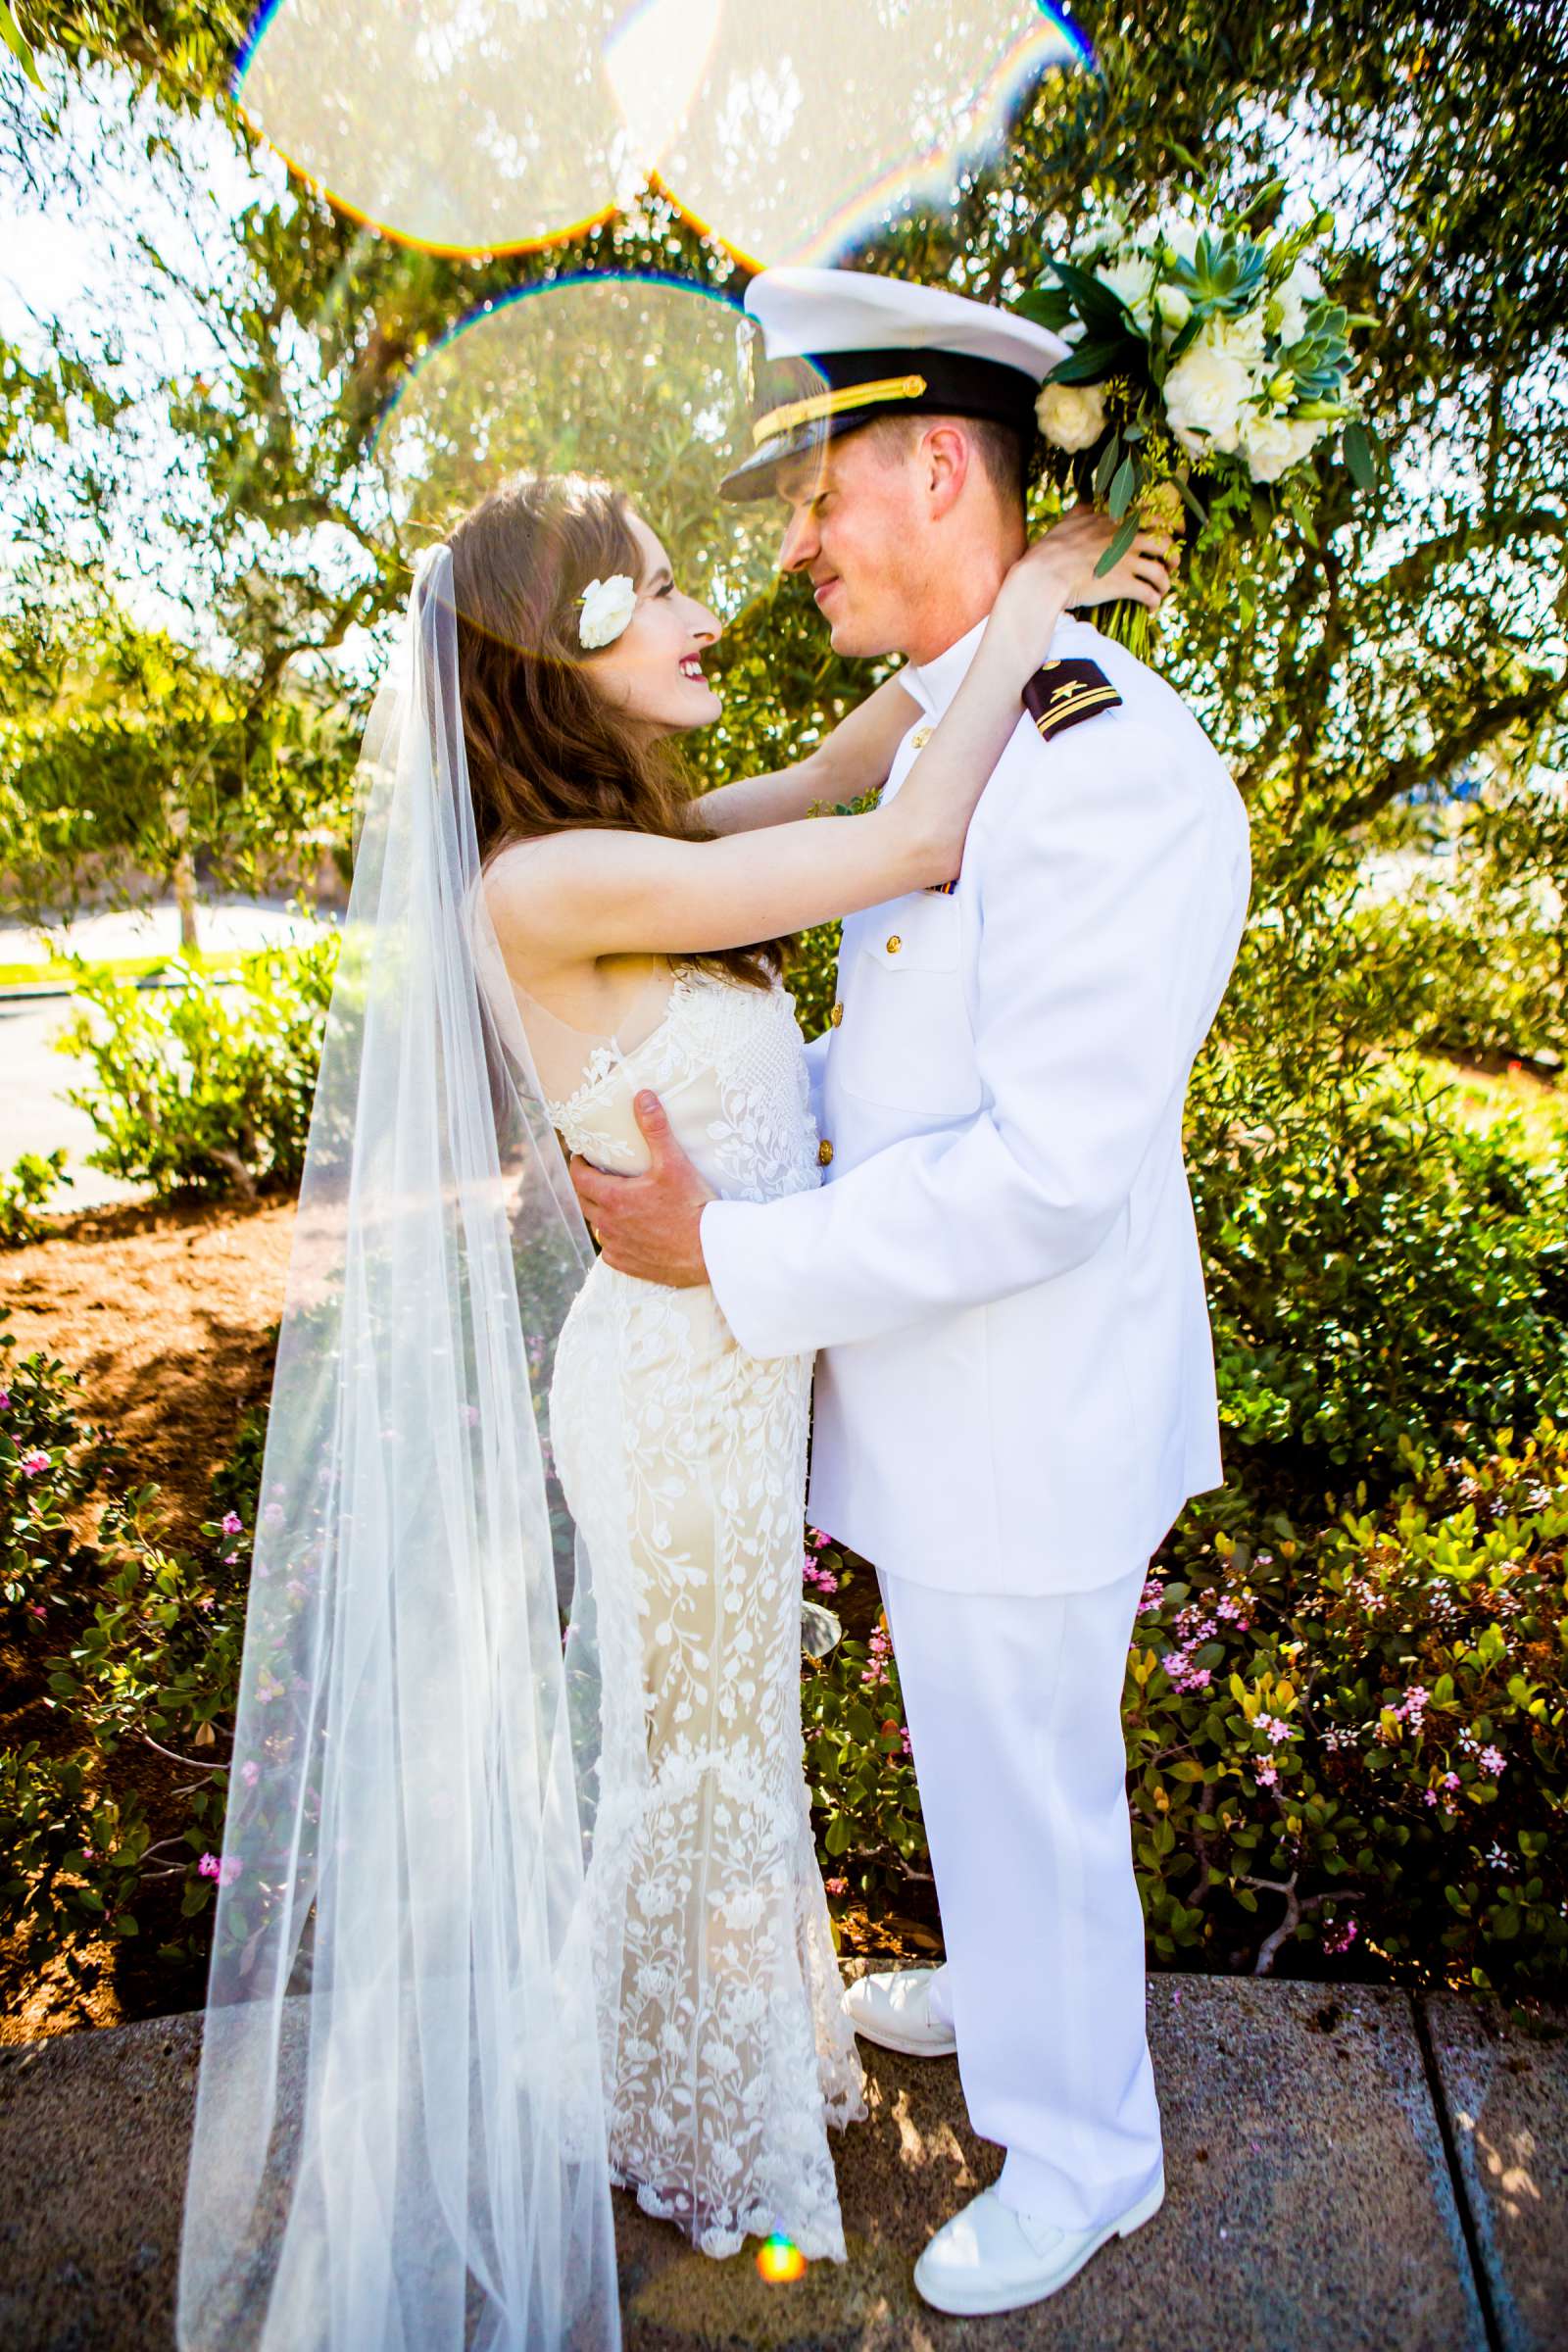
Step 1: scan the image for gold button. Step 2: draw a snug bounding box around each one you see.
[885,934,902,954]
[829,1000,844,1026]
[910,725,933,750]
[817,1138,834,1165]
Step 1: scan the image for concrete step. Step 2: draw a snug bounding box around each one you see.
[0,1974,1560,2350]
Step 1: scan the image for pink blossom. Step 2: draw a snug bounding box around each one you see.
[1442,1771,1460,1790]
[20,1448,49,1477]
[808,1529,830,1550]
[0,1388,11,1409]
[1323,1917,1358,1955]
[824,1877,848,1896]
[1423,1788,1439,1806]
[1254,1762,1278,1788]
[1479,1745,1506,1777]
[241,1759,261,1788]
[220,1510,244,1535]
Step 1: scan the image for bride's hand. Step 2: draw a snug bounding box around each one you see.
[991,508,1176,645]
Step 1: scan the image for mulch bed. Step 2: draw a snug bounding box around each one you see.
[4,1194,937,2039]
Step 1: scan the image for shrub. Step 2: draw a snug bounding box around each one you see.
[1126,1419,1567,1993]
[0,1312,260,1984]
[52,935,339,1200]
[0,1315,125,1612]
[1191,1062,1568,1502]
[794,1428,1566,1997]
[799,1535,928,1911]
[0,1148,73,1246]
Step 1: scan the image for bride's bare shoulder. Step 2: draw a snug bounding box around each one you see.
[482,829,609,932]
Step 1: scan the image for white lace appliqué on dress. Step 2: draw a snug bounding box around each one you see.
[541,964,867,2261]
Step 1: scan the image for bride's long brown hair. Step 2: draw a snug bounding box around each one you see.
[446,469,787,994]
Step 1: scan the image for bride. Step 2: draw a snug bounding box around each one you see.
[174,465,1162,2350]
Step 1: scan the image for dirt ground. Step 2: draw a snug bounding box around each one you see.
[3,1193,937,2040]
[4,1193,297,1544]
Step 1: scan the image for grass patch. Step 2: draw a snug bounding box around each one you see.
[0,952,248,989]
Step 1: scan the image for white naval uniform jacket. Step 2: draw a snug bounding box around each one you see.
[698,610,1252,1596]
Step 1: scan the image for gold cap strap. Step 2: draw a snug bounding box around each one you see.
[752,372,928,449]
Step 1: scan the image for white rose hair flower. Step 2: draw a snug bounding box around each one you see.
[577,573,637,650]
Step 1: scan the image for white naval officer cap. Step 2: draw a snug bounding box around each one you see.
[717,264,1072,503]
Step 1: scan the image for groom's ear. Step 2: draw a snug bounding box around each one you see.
[919,420,971,521]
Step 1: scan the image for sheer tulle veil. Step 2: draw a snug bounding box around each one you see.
[174,544,622,2351]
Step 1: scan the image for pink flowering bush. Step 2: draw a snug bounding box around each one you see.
[799,1535,925,1906]
[0,1313,127,1613]
[1,1344,264,1987]
[795,1427,1566,1995]
[1126,1417,1567,1992]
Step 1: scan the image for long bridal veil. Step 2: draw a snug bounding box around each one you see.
[174,545,621,2351]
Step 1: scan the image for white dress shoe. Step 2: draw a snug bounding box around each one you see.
[912,2169,1165,2316]
[841,1965,957,2057]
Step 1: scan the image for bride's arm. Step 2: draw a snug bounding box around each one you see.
[484,514,1168,965]
[695,673,922,836]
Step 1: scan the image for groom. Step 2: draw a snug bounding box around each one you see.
[570,265,1251,2317]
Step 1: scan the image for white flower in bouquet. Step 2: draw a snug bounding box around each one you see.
[1272,257,1324,348]
[1153,283,1193,330]
[1035,378,1107,452]
[1096,249,1157,329]
[1162,338,1256,455]
[1238,407,1330,482]
[1206,304,1269,361]
[577,573,636,649]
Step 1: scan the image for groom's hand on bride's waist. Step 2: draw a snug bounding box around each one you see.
[568,1092,715,1287]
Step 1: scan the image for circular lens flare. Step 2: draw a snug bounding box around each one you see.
[375,272,827,652]
[233,0,1094,265]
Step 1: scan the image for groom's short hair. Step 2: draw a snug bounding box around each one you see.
[859,411,1031,512]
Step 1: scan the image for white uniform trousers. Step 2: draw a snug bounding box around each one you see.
[874,1557,1163,2232]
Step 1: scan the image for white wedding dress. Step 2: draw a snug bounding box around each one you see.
[520,957,867,2261]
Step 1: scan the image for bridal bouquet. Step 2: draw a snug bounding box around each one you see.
[1016,186,1375,652]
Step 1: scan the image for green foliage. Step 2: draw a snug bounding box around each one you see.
[1124,1421,1568,1993]
[0,1309,261,1980]
[0,1147,73,1246]
[799,1541,928,1907]
[803,1426,1568,1994]
[53,933,339,1198]
[0,1315,125,1610]
[1192,1067,1568,1486]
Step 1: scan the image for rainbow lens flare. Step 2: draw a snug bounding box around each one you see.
[756,2231,808,2283]
[234,0,1095,267]
[373,272,826,653]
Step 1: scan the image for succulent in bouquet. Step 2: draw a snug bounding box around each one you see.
[1015,184,1377,656]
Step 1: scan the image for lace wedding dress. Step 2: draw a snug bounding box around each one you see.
[521,957,867,2261]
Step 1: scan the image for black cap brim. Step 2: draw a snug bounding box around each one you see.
[717,411,882,504]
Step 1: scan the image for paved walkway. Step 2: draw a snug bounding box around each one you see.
[0,1971,1561,2348]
